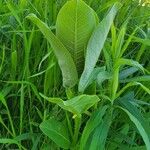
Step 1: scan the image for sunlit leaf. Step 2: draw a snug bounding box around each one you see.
[40,93,100,116]
[27,14,78,88]
[56,0,98,73]
[79,2,121,92]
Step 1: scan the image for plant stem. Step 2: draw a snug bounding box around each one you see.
[6,105,16,137]
[111,67,119,102]
[66,111,74,139]
[72,116,81,146]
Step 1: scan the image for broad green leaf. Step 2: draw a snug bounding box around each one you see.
[26,14,78,88]
[89,111,112,150]
[40,93,100,116]
[56,0,98,73]
[40,118,71,149]
[117,94,150,150]
[79,2,121,92]
[80,105,108,150]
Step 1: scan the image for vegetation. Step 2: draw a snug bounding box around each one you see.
[0,0,150,149]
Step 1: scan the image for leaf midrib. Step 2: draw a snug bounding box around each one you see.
[74,0,78,65]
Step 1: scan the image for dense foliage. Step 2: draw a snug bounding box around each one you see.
[0,0,150,149]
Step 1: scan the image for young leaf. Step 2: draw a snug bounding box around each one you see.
[114,25,126,59]
[114,58,145,73]
[56,0,98,73]
[112,58,145,99]
[120,26,139,57]
[40,93,100,116]
[40,118,71,149]
[26,14,78,88]
[79,2,121,92]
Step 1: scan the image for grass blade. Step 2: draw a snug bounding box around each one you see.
[117,94,150,150]
[119,107,150,150]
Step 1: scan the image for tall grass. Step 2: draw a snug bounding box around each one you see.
[0,0,150,149]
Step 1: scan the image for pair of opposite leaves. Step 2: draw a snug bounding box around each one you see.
[27,0,120,91]
[28,0,98,87]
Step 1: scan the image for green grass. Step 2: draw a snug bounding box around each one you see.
[0,0,150,149]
